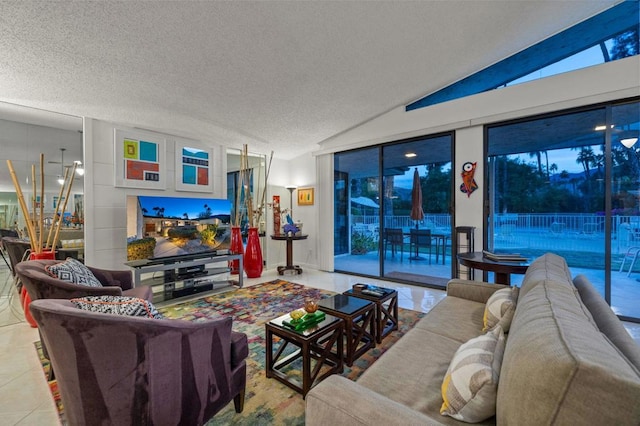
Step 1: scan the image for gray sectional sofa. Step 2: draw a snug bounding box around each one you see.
[306,253,640,425]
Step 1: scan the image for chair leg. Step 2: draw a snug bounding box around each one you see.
[234,388,245,413]
[627,251,639,277]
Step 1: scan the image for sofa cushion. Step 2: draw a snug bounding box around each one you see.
[358,327,497,424]
[413,296,486,343]
[518,252,571,300]
[46,257,102,287]
[498,279,640,425]
[71,295,164,319]
[441,325,505,423]
[573,274,640,371]
[482,287,518,332]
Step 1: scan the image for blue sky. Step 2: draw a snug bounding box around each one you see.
[137,196,230,219]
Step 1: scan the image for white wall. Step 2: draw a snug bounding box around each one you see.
[454,126,484,245]
[317,57,639,154]
[262,153,318,271]
[83,119,226,269]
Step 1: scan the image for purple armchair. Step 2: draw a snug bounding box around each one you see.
[15,259,154,380]
[29,298,248,425]
[15,259,152,301]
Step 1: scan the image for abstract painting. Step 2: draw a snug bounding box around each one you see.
[114,129,166,189]
[175,139,213,192]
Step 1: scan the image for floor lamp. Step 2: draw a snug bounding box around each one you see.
[285,186,296,220]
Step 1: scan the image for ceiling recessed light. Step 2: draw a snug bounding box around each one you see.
[594,125,614,131]
[405,153,417,158]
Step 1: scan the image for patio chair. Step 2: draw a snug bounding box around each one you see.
[384,228,404,262]
[409,229,432,264]
[29,298,247,425]
[1,237,32,282]
[620,247,640,277]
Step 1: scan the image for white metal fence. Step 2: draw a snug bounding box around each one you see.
[350,213,639,254]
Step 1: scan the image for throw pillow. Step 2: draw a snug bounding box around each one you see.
[45,257,102,288]
[71,295,164,319]
[482,286,519,333]
[441,325,505,423]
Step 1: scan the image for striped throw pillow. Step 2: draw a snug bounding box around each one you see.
[441,325,505,423]
[71,295,164,319]
[482,286,519,332]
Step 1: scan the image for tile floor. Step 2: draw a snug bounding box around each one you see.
[0,263,638,425]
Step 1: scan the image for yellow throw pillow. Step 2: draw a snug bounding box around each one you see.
[482,286,519,332]
[441,326,505,423]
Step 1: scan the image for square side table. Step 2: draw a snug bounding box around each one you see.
[344,286,398,344]
[317,294,375,366]
[265,312,343,397]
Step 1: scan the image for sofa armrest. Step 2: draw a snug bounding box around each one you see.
[306,376,443,426]
[89,267,134,290]
[446,279,509,304]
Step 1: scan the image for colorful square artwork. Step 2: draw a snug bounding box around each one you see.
[175,141,213,192]
[114,129,165,189]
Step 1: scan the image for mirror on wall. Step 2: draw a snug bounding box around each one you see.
[226,148,268,237]
[0,102,83,243]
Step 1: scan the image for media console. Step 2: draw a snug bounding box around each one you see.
[125,252,243,305]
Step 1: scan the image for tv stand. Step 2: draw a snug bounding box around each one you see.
[125,253,243,305]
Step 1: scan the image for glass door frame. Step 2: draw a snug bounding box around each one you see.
[483,97,640,323]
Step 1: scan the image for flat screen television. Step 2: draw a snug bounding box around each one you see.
[126,195,231,262]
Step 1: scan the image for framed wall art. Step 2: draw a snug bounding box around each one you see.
[114,129,166,190]
[174,139,214,192]
[297,187,314,206]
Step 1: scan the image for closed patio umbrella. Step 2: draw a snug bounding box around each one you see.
[410,168,424,228]
[409,167,426,260]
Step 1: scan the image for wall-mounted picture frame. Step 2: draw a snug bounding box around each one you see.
[297,187,314,206]
[53,196,64,209]
[174,139,214,192]
[114,128,166,190]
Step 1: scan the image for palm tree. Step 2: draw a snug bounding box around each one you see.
[528,151,543,175]
[183,212,189,220]
[574,147,595,179]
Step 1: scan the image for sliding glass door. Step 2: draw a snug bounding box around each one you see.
[380,136,453,286]
[486,99,640,321]
[334,147,380,277]
[610,101,640,320]
[334,134,453,288]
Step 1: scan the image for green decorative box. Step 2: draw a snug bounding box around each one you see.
[283,311,326,331]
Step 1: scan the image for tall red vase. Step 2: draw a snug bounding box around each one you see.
[244,227,263,278]
[229,226,243,275]
[23,250,56,328]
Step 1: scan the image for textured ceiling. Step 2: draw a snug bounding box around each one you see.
[0,1,617,160]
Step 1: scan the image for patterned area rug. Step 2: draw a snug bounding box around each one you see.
[39,279,425,425]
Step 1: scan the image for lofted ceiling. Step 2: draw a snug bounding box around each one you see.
[0,1,619,160]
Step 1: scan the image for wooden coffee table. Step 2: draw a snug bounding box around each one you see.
[265,312,343,397]
[317,295,375,366]
[343,285,398,344]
